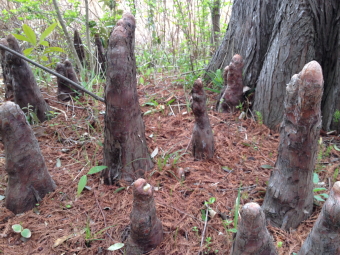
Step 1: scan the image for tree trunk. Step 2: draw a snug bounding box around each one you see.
[298,181,340,255]
[0,102,56,214]
[262,61,323,230]
[230,202,277,255]
[210,0,220,49]
[94,33,106,75]
[103,13,154,185]
[5,34,51,122]
[205,0,340,131]
[191,78,214,160]
[73,29,86,68]
[0,38,13,100]
[56,60,83,101]
[126,178,163,255]
[216,54,244,112]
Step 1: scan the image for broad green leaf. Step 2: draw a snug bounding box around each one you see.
[77,175,87,195]
[40,23,57,42]
[43,47,65,54]
[313,173,319,184]
[12,224,23,233]
[12,34,31,43]
[41,56,48,61]
[87,165,107,175]
[139,77,144,85]
[21,228,31,238]
[228,228,237,233]
[22,24,37,45]
[261,164,273,169]
[107,243,124,251]
[314,195,325,202]
[313,187,327,192]
[40,40,49,46]
[320,193,329,198]
[23,47,34,56]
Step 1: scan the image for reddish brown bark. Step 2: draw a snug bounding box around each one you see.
[5,34,51,122]
[191,78,214,160]
[126,178,163,254]
[216,54,244,112]
[0,102,56,214]
[56,60,83,101]
[262,61,323,230]
[103,13,154,184]
[74,29,86,67]
[94,33,106,75]
[231,202,277,255]
[0,38,13,100]
[298,181,340,255]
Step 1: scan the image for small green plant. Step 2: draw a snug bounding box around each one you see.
[333,168,339,183]
[313,172,329,202]
[201,197,216,221]
[12,224,31,239]
[255,111,263,125]
[142,99,165,115]
[333,109,340,123]
[277,241,283,248]
[77,166,107,196]
[204,236,212,254]
[223,186,241,234]
[206,69,224,93]
[22,104,40,125]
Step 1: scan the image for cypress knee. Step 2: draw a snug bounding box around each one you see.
[0,102,56,214]
[298,182,340,255]
[191,78,214,160]
[0,38,13,100]
[74,29,86,67]
[103,13,153,184]
[216,54,244,112]
[231,202,277,255]
[126,178,163,255]
[94,33,106,75]
[5,34,51,122]
[262,61,323,230]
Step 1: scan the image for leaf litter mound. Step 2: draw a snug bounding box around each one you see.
[0,80,338,255]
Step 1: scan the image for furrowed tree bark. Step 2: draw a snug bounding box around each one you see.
[230,202,277,255]
[126,178,163,255]
[5,34,51,122]
[210,0,220,49]
[0,38,13,100]
[94,33,106,75]
[56,60,83,101]
[298,181,340,255]
[0,102,56,214]
[191,78,214,160]
[216,54,244,112]
[262,61,323,230]
[103,13,154,184]
[73,29,86,68]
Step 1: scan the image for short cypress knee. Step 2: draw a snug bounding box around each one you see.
[126,178,163,254]
[191,78,214,160]
[0,102,56,214]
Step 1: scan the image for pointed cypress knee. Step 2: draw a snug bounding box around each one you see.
[231,202,277,255]
[74,29,86,67]
[191,78,214,160]
[126,178,163,255]
[94,33,106,75]
[216,54,244,112]
[0,102,56,214]
[5,34,51,122]
[103,13,153,184]
[298,182,340,255]
[262,61,323,230]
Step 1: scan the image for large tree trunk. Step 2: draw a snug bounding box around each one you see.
[262,61,323,230]
[4,34,51,122]
[191,78,214,160]
[210,0,221,49]
[230,202,277,255]
[0,102,56,214]
[126,178,163,254]
[298,181,340,255]
[206,0,340,131]
[103,13,154,185]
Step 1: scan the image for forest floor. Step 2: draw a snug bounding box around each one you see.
[0,78,339,255]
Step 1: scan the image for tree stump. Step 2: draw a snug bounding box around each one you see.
[216,54,244,112]
[262,61,323,230]
[94,33,106,75]
[56,60,83,101]
[191,78,214,160]
[298,181,340,255]
[74,29,86,67]
[5,34,51,122]
[126,178,163,255]
[0,38,13,100]
[103,13,154,184]
[0,102,56,214]
[230,202,277,255]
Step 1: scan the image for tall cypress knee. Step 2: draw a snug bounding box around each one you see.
[216,54,244,112]
[0,102,56,214]
[231,202,277,255]
[126,178,163,254]
[5,34,51,122]
[74,29,86,67]
[191,78,214,160]
[94,33,106,75]
[0,38,13,100]
[103,13,153,184]
[298,182,340,255]
[262,61,323,230]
